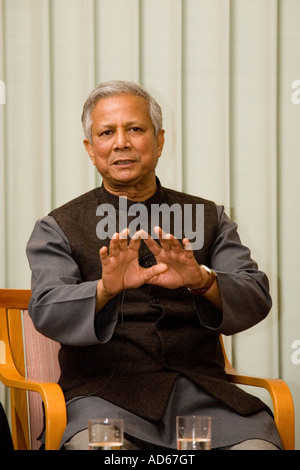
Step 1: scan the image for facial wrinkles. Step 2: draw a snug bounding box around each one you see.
[93,129,151,167]
[86,95,162,190]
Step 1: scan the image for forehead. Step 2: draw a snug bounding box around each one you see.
[92,94,151,122]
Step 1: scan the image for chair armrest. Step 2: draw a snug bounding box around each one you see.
[0,355,66,450]
[226,371,295,450]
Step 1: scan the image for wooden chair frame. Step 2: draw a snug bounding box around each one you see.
[0,289,295,450]
[220,337,295,450]
[0,289,66,450]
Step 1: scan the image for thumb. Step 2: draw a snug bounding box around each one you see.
[143,262,168,281]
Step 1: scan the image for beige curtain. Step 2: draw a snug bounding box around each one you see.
[1,0,300,448]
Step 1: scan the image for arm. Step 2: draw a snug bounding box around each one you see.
[195,206,272,334]
[26,219,167,345]
[26,216,120,346]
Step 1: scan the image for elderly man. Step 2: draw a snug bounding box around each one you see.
[27,81,282,450]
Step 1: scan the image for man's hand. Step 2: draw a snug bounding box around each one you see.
[97,229,168,302]
[143,226,205,289]
[95,227,221,313]
[143,227,221,310]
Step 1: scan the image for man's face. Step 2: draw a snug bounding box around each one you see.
[84,94,165,192]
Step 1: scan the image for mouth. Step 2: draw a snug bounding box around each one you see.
[113,159,136,166]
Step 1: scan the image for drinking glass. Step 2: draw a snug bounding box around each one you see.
[88,418,124,450]
[176,415,211,450]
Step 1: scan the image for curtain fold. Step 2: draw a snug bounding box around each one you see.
[230,0,280,378]
[1,0,299,448]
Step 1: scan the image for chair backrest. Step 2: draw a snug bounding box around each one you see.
[0,289,61,450]
[23,310,61,449]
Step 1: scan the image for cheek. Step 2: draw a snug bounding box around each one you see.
[93,142,111,159]
[136,137,159,157]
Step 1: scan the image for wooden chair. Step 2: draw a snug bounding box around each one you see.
[0,289,66,450]
[220,336,295,450]
[0,289,295,450]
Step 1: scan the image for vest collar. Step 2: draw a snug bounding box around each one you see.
[98,177,165,211]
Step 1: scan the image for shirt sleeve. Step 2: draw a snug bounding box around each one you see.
[193,205,272,335]
[26,215,120,346]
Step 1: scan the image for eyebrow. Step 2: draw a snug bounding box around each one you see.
[95,120,146,133]
[100,119,142,127]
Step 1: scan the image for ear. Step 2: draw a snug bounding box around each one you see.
[156,130,165,158]
[83,139,96,165]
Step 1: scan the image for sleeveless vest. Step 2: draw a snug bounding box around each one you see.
[49,181,267,420]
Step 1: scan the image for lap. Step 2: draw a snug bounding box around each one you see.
[220,439,279,450]
[64,429,279,451]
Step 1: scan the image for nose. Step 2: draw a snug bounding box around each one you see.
[113,129,131,150]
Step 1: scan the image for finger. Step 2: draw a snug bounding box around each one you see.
[99,246,109,264]
[118,228,129,251]
[99,245,108,258]
[143,262,168,281]
[143,233,162,256]
[153,226,174,252]
[119,228,129,239]
[109,232,120,257]
[182,238,194,256]
[131,229,149,240]
[153,225,163,242]
[166,234,183,253]
[128,230,144,252]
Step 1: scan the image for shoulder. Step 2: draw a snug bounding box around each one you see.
[49,187,101,216]
[162,185,216,207]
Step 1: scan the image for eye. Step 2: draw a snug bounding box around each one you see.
[129,127,143,133]
[100,129,113,137]
[99,129,113,139]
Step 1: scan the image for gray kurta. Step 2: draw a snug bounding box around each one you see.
[26,205,282,449]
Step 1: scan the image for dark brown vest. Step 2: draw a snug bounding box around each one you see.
[49,181,267,420]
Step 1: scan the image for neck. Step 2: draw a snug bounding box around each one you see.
[103,177,157,202]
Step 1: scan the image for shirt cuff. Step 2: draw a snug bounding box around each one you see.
[94,294,121,343]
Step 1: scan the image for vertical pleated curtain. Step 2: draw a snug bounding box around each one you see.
[0,0,300,448]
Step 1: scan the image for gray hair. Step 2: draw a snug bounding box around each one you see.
[82,80,163,143]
